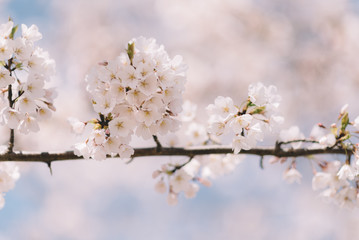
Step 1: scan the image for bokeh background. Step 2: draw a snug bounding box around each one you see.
[1,0,359,239]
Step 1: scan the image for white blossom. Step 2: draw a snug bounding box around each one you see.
[279,126,304,149]
[0,69,15,88]
[109,117,134,137]
[229,114,253,133]
[185,122,208,145]
[170,168,193,193]
[283,167,302,184]
[21,24,42,42]
[319,134,336,147]
[336,187,357,209]
[202,154,243,179]
[206,96,237,119]
[68,117,86,134]
[312,172,331,191]
[354,116,359,130]
[337,164,355,181]
[155,180,167,194]
[0,162,20,210]
[0,21,56,133]
[184,183,199,199]
[18,114,40,134]
[167,192,178,206]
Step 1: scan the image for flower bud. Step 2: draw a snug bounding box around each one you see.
[167,193,178,206]
[155,180,167,194]
[152,170,161,179]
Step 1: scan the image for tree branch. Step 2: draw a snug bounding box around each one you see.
[0,145,350,164]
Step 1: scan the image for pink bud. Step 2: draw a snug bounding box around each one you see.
[161,164,168,171]
[198,177,212,187]
[269,157,280,164]
[340,104,348,115]
[167,193,178,206]
[98,61,108,66]
[152,170,161,179]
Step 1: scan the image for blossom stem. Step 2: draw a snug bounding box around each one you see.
[170,156,194,173]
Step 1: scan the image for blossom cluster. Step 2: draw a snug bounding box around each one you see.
[312,160,359,208]
[152,153,243,205]
[0,21,56,134]
[277,105,359,208]
[153,101,244,205]
[207,82,283,153]
[73,37,187,160]
[0,161,20,210]
[0,20,55,211]
[310,106,359,208]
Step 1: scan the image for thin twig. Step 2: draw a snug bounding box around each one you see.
[277,139,319,147]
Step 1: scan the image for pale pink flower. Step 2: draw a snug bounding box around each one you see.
[155,180,167,194]
[283,167,302,184]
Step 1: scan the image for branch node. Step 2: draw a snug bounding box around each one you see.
[274,141,281,156]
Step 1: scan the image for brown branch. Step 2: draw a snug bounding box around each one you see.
[0,145,350,164]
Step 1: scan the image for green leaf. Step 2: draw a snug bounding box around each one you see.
[106,113,113,121]
[9,25,18,40]
[15,63,22,69]
[246,101,256,107]
[338,133,350,142]
[341,112,349,131]
[88,119,99,124]
[330,125,337,136]
[127,42,135,64]
[249,106,266,115]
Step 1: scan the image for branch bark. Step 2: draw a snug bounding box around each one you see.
[0,145,350,164]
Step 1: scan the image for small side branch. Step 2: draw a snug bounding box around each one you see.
[277,139,319,147]
[152,135,162,152]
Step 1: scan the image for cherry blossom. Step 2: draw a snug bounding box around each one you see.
[74,37,187,161]
[207,82,283,154]
[0,20,56,134]
[283,167,302,184]
[0,162,20,210]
